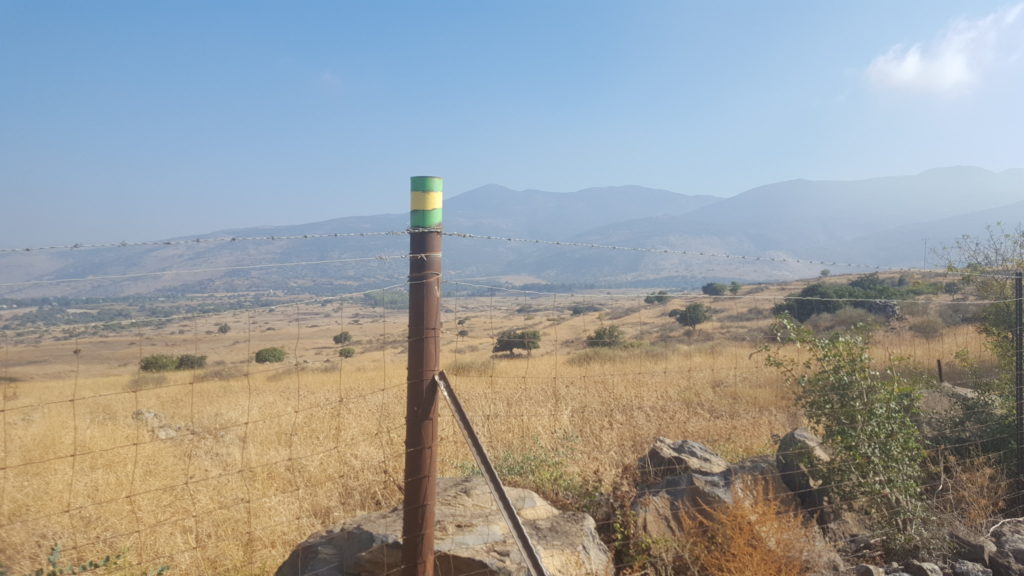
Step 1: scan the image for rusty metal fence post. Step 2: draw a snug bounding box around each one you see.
[1015,271,1023,485]
[402,176,443,576]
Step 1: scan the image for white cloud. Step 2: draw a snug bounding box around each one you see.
[866,3,1024,95]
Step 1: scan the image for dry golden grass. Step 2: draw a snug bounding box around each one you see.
[0,285,998,574]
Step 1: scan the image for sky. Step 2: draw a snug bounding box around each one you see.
[2,1,1023,248]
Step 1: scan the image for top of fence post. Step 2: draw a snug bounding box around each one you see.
[410,176,443,229]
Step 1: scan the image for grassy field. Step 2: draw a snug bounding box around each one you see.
[0,279,996,574]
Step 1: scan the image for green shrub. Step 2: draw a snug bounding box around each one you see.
[175,354,207,370]
[332,331,352,345]
[585,325,625,348]
[216,322,231,334]
[492,329,541,356]
[644,291,670,305]
[255,347,287,363]
[765,319,926,557]
[701,282,728,296]
[338,347,355,358]
[669,303,710,328]
[140,354,179,372]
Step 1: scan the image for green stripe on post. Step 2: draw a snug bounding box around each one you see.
[410,176,443,229]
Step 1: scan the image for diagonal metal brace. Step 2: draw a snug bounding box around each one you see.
[434,371,551,576]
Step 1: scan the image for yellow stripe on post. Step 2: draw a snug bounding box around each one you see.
[411,191,443,211]
[410,176,443,229]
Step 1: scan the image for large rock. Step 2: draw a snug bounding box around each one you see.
[631,438,841,576]
[275,476,612,576]
[991,519,1024,576]
[776,428,833,523]
[633,439,797,540]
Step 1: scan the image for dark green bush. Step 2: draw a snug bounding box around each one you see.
[140,354,179,372]
[255,347,287,363]
[338,347,355,358]
[176,354,207,370]
[332,331,352,345]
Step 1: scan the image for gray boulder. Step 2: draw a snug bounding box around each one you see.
[954,560,994,576]
[991,519,1024,576]
[275,476,612,576]
[902,560,942,576]
[855,564,885,576]
[776,427,833,523]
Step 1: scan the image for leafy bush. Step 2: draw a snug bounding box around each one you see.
[669,303,710,328]
[644,291,670,305]
[585,325,625,348]
[140,354,179,372]
[216,322,231,334]
[765,319,926,557]
[569,303,602,316]
[492,329,541,356]
[175,354,207,370]
[701,282,728,296]
[338,347,355,358]
[255,347,287,363]
[332,331,352,345]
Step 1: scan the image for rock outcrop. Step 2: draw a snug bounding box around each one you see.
[275,476,612,576]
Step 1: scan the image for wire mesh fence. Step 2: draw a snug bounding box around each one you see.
[0,231,1019,575]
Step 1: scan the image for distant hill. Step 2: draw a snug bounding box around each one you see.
[1,167,1021,297]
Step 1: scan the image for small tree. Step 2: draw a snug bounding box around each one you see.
[764,318,925,556]
[140,354,178,373]
[176,354,207,370]
[492,329,541,356]
[217,323,231,334]
[338,347,355,359]
[333,331,352,345]
[701,282,728,296]
[585,325,624,348]
[728,281,741,295]
[255,347,287,363]
[669,303,710,328]
[644,291,670,305]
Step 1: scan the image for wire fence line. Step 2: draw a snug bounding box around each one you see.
[0,231,1018,575]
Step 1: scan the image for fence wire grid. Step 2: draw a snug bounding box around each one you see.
[0,230,1018,576]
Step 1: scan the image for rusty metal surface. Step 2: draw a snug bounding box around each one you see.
[402,229,442,576]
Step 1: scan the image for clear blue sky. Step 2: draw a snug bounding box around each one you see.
[2,1,1022,248]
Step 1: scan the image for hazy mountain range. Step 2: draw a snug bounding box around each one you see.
[2,166,1022,298]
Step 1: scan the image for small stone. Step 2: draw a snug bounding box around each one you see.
[952,559,993,576]
[903,560,942,576]
[855,564,885,576]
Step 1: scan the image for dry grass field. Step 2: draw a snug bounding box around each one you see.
[0,279,996,574]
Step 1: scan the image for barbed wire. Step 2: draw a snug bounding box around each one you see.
[0,231,408,254]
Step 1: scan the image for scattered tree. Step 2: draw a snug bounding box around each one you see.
[140,354,179,373]
[585,325,625,348]
[176,354,207,370]
[255,347,287,363]
[644,291,670,305]
[217,323,231,334]
[492,329,541,356]
[701,282,728,296]
[669,303,710,328]
[338,347,355,359]
[728,281,741,295]
[332,331,352,345]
